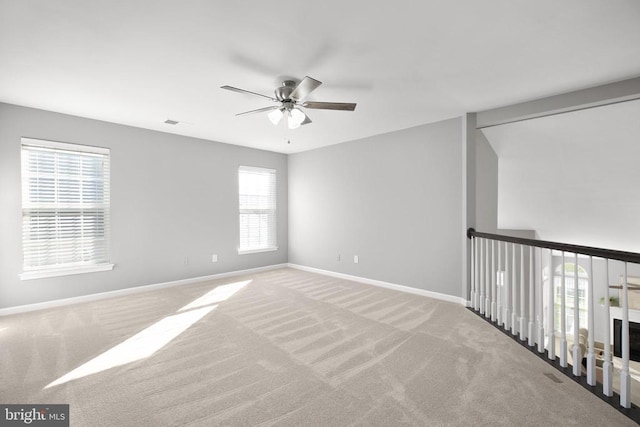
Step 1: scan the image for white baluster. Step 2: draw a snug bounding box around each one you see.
[474,237,480,311]
[560,251,568,368]
[497,241,503,326]
[620,262,631,408]
[491,240,497,322]
[520,244,526,341]
[548,249,556,360]
[572,253,582,376]
[504,243,510,330]
[512,243,517,336]
[479,238,485,315]
[586,256,595,386]
[537,247,545,353]
[485,239,490,318]
[528,246,535,347]
[603,259,613,396]
[470,237,475,309]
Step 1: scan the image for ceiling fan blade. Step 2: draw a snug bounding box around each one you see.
[235,106,281,116]
[289,76,322,101]
[221,85,278,102]
[301,101,357,111]
[301,112,312,125]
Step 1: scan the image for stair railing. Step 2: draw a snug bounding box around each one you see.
[467,228,640,409]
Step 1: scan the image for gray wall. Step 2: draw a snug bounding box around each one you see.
[476,130,536,241]
[0,103,288,308]
[288,118,464,298]
[475,130,498,234]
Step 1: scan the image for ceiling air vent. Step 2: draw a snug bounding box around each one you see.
[164,119,179,125]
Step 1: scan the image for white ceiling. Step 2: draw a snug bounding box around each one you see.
[1,1,640,153]
[482,99,640,253]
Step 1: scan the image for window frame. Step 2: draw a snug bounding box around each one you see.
[19,138,114,280]
[237,165,278,255]
[552,262,588,334]
[543,262,589,335]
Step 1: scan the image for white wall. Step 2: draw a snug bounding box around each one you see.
[288,118,464,297]
[483,99,640,253]
[0,103,288,309]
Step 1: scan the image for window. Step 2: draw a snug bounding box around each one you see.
[542,260,588,335]
[553,262,588,334]
[20,138,113,279]
[238,165,277,254]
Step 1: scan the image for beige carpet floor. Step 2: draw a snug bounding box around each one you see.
[0,267,635,426]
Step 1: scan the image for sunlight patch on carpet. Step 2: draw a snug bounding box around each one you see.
[45,305,216,388]
[179,280,251,311]
[44,279,252,389]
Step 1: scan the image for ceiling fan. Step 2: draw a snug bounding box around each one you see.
[220,76,356,129]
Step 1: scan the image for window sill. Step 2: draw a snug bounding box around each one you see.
[19,263,115,280]
[238,247,279,255]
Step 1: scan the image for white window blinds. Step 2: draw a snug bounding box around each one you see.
[238,165,277,253]
[21,138,112,277]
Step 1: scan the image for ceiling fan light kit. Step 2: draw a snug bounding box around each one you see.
[289,108,305,129]
[221,76,357,131]
[267,108,283,125]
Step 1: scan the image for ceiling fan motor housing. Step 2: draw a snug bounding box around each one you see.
[275,80,297,101]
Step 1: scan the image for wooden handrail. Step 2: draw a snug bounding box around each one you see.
[467,228,640,264]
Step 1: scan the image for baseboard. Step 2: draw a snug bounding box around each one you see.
[3,263,465,316]
[287,263,466,305]
[0,263,288,316]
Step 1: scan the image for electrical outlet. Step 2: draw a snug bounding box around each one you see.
[183,257,189,266]
[337,254,341,261]
[354,255,359,264]
[212,254,218,263]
